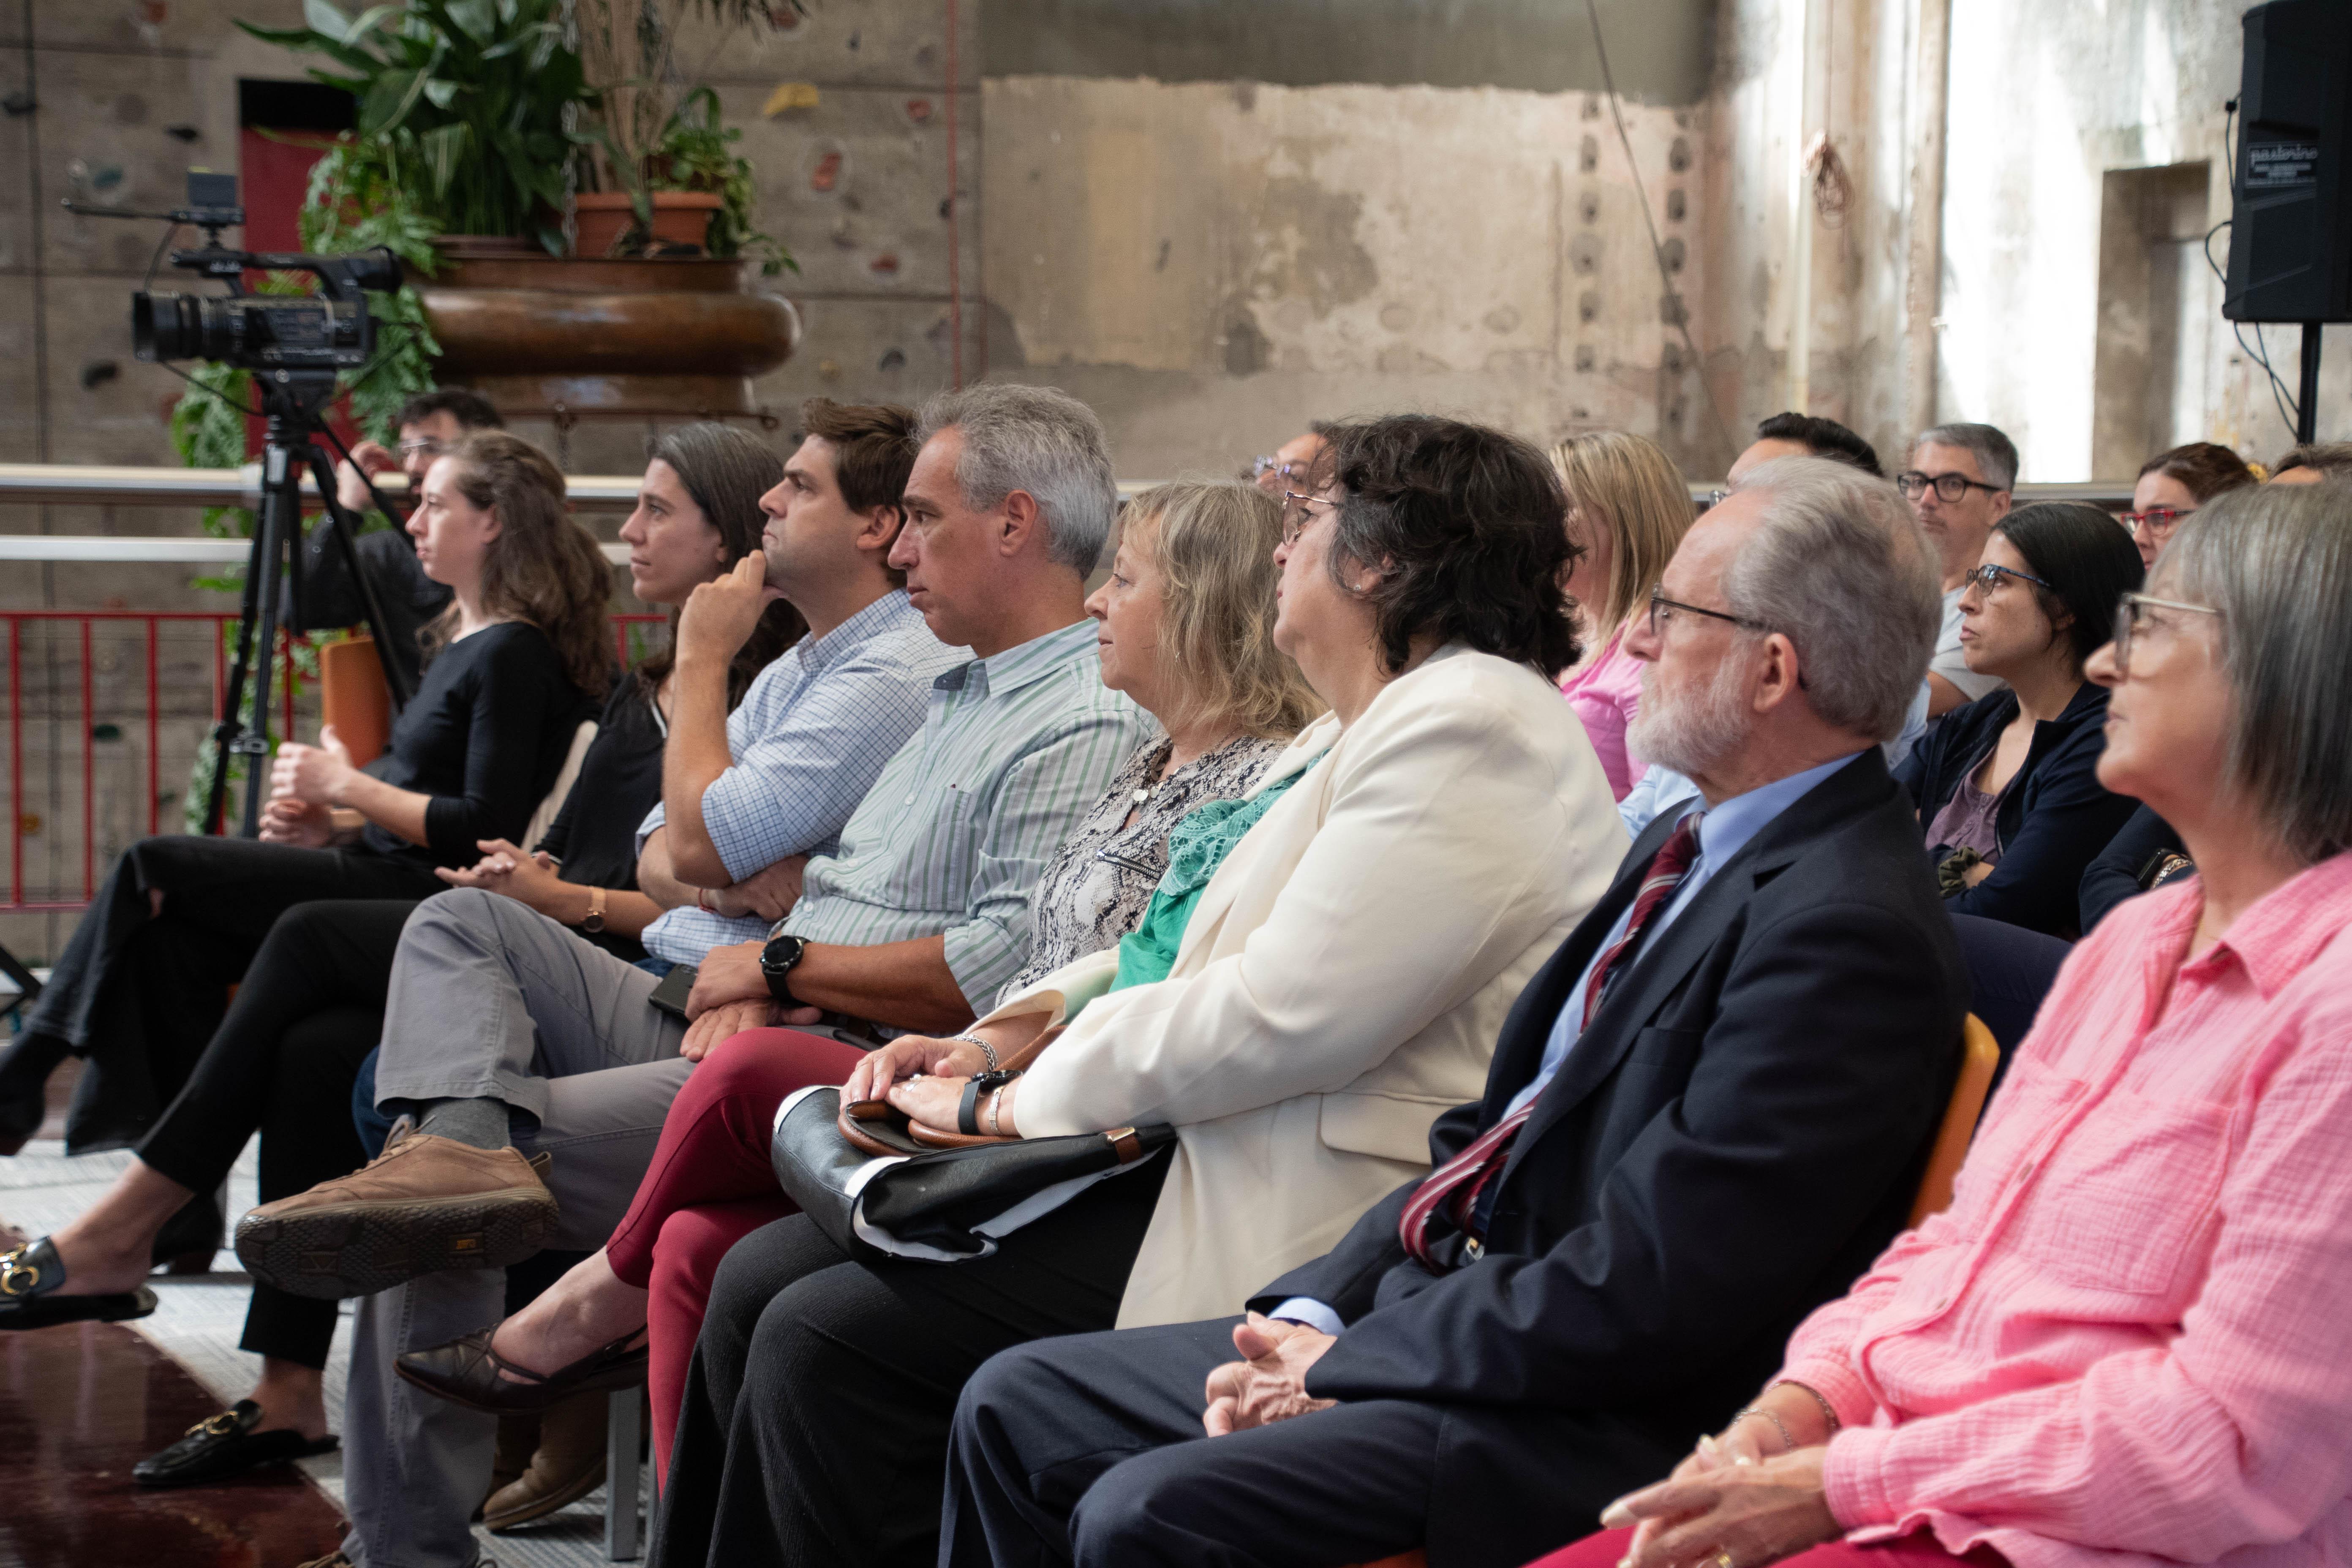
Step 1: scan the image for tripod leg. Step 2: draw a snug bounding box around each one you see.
[305,444,415,709]
[239,440,300,838]
[204,523,267,836]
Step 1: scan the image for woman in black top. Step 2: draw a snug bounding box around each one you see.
[0,433,610,1158]
[0,426,796,1492]
[1897,502,2145,937]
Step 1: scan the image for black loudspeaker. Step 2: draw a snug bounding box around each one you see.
[2223,0,2352,324]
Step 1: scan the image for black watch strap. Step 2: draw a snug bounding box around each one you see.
[958,1076,986,1135]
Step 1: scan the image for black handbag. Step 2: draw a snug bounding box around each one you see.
[770,1085,1173,1263]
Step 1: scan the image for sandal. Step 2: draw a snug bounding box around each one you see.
[0,1238,158,1330]
[395,1323,648,1416]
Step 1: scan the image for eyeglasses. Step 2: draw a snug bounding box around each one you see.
[1703,488,1731,510]
[397,437,449,461]
[1280,490,1338,547]
[2110,591,2221,677]
[1958,562,2052,596]
[2118,505,2194,538]
[1647,584,1766,638]
[1895,470,2006,503]
[1254,455,1312,482]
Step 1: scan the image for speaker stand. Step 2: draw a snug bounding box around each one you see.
[2300,324,2323,446]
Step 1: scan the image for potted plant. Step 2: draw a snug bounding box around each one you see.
[239,0,606,258]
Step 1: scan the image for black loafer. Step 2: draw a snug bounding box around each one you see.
[0,1238,158,1330]
[133,1399,338,1488]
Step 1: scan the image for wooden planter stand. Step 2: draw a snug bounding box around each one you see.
[415,255,800,422]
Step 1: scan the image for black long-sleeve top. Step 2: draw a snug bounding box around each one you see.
[1895,681,2139,939]
[533,675,665,894]
[2078,803,2191,934]
[360,621,597,871]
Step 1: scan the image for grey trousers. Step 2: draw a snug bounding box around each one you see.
[340,889,695,1568]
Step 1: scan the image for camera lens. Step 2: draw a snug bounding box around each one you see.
[131,292,246,362]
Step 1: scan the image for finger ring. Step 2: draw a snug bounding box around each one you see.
[1708,1551,1737,1568]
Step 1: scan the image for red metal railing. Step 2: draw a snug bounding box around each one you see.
[0,611,664,914]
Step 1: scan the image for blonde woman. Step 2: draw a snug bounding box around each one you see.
[393,480,1322,1484]
[1550,431,1698,798]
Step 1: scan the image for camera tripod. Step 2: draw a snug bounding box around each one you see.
[202,367,415,838]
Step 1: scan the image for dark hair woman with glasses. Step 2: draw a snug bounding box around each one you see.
[1895,501,2145,936]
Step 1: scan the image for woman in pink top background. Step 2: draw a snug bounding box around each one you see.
[1525,482,2352,1567]
[1549,432,1697,798]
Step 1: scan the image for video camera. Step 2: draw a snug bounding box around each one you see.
[111,172,402,373]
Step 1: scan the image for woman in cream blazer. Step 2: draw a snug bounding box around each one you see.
[984,640,1625,1325]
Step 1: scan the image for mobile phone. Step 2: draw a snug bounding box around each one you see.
[648,963,698,1020]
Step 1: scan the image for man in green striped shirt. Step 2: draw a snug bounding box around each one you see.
[683,383,1156,1042]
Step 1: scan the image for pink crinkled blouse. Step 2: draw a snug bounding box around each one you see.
[1557,628,1645,800]
[1778,850,2352,1568]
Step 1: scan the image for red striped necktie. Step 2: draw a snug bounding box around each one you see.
[1397,811,1704,1269]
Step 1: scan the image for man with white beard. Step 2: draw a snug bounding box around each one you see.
[939,456,1970,1568]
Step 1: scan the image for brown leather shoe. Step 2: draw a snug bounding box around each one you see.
[476,1410,540,1522]
[482,1388,611,1532]
[235,1125,558,1300]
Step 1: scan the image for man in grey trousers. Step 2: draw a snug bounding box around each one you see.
[246,386,1154,1568]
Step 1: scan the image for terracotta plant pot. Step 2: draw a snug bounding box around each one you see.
[572,191,725,260]
[414,254,800,419]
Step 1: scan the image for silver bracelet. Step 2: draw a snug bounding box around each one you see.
[987,1085,1009,1136]
[1731,1405,1796,1454]
[1769,1379,1843,1435]
[949,1031,1000,1072]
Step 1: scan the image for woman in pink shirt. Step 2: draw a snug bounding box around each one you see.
[1527,480,2352,1568]
[1550,433,1696,798]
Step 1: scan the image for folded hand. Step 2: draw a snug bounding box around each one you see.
[679,999,781,1061]
[710,854,806,922]
[1603,1446,1838,1568]
[1202,1313,1337,1437]
[842,1035,988,1104]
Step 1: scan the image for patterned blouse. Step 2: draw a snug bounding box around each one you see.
[997,732,1289,1004]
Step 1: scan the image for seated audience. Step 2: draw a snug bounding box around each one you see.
[239,384,1151,1568]
[2267,440,2352,484]
[0,427,786,1503]
[641,414,1628,1568]
[2123,440,2252,570]
[395,478,1322,1484]
[939,456,1965,1568]
[2078,800,2191,934]
[1550,431,1696,798]
[1897,502,2145,936]
[1543,479,2352,1568]
[0,432,605,1161]
[307,387,504,697]
[1729,411,1884,481]
[1897,422,2017,717]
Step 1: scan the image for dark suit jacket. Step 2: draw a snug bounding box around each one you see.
[1251,750,1966,1539]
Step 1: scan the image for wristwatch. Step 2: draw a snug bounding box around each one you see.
[760,933,808,1004]
[582,886,608,934]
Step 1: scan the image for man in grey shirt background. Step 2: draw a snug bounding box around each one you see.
[1896,421,2016,719]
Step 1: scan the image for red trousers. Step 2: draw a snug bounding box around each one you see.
[1528,1528,2004,1568]
[602,1027,866,1484]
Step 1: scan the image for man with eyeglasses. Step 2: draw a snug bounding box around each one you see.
[1896,422,2017,719]
[299,387,505,695]
[1251,427,1331,497]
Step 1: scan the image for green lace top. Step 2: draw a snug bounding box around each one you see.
[1096,768,1308,999]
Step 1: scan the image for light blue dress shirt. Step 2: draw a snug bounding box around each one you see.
[1271,749,1867,1337]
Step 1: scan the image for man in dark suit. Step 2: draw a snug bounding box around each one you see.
[940,457,1969,1568]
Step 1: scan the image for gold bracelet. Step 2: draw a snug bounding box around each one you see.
[1770,1379,1843,1435]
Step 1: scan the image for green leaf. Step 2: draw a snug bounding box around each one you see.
[422,77,459,110]
[444,0,497,43]
[302,0,354,43]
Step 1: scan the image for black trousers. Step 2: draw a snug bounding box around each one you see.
[8,833,439,1153]
[942,1317,1680,1568]
[137,898,419,1371]
[649,1152,1172,1568]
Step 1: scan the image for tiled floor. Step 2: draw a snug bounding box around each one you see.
[0,1102,636,1567]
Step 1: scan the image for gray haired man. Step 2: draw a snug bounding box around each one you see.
[1896,421,2017,717]
[249,384,1156,1568]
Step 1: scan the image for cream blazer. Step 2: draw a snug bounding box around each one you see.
[984,645,1629,1326]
